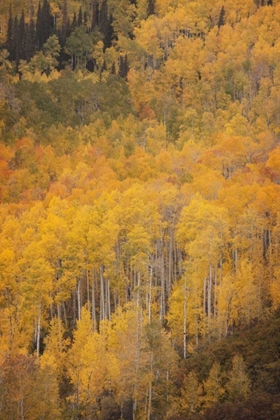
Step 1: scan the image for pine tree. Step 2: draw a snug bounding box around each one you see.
[83,11,88,28]
[19,11,26,60]
[41,0,53,46]
[29,0,35,20]
[36,2,43,49]
[147,0,155,16]
[218,6,226,28]
[78,7,83,26]
[6,4,14,61]
[61,0,68,41]
[25,19,36,61]
[119,54,129,79]
[91,0,99,29]
[13,15,20,68]
[71,12,77,30]
[99,0,113,48]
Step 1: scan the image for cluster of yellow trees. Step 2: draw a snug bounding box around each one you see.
[0,127,279,416]
[1,0,280,418]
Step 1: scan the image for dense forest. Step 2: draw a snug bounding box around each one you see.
[0,0,280,418]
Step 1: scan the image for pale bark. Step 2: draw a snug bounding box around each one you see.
[183,277,187,359]
[92,269,97,329]
[100,265,105,321]
[36,303,41,358]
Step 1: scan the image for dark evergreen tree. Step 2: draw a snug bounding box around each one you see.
[78,7,83,26]
[34,0,55,51]
[6,4,14,61]
[83,11,87,26]
[111,60,116,75]
[218,6,226,28]
[18,11,26,60]
[13,15,20,68]
[119,54,129,79]
[29,0,35,20]
[91,0,99,30]
[41,0,53,45]
[99,0,113,49]
[57,16,71,69]
[147,0,155,16]
[71,12,77,30]
[61,0,69,43]
[36,2,43,49]
[25,19,36,60]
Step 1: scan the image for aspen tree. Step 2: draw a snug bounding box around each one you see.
[202,362,224,409]
[226,355,251,400]
[170,371,202,418]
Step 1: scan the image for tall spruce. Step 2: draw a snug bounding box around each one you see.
[218,6,225,28]
[61,0,69,42]
[83,11,88,29]
[36,2,43,49]
[19,11,26,60]
[78,7,83,26]
[91,0,99,30]
[13,15,20,68]
[36,1,53,50]
[147,0,155,16]
[119,54,129,79]
[6,4,14,61]
[99,0,113,49]
[42,0,53,45]
[29,0,35,20]
[25,18,36,60]
[71,12,77,30]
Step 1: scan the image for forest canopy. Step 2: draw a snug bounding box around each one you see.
[0,0,280,419]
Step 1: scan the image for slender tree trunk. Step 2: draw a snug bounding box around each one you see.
[233,248,238,273]
[168,232,173,295]
[147,352,153,420]
[136,272,140,307]
[195,312,199,346]
[208,267,212,319]
[63,302,68,328]
[183,277,187,359]
[173,231,177,281]
[57,303,61,320]
[107,278,111,320]
[133,308,140,420]
[77,278,81,321]
[268,229,272,283]
[92,269,97,329]
[160,248,165,320]
[86,265,90,306]
[203,277,207,316]
[148,264,152,322]
[73,288,77,326]
[50,293,54,319]
[36,303,41,357]
[166,369,170,403]
[147,380,152,420]
[100,265,105,321]
[214,265,217,319]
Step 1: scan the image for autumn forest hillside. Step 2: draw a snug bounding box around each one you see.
[0,0,280,418]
